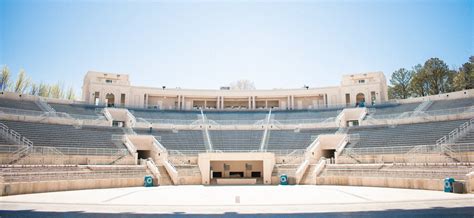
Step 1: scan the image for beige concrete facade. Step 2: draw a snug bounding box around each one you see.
[82,71,389,110]
[1,177,144,196]
[316,176,445,191]
[198,152,275,185]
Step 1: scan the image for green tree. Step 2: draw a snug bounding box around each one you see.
[29,83,39,95]
[0,65,12,91]
[453,57,474,90]
[38,82,50,97]
[14,69,30,94]
[49,82,64,99]
[389,68,414,99]
[66,86,76,100]
[423,58,451,94]
[409,64,430,97]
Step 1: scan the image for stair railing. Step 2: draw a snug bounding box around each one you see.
[200,109,213,151]
[0,123,33,147]
[436,118,474,146]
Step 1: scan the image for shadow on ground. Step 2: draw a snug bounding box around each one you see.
[1,207,474,218]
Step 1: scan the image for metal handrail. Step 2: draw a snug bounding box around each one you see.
[436,118,474,146]
[0,106,105,121]
[20,146,129,156]
[368,106,473,120]
[342,143,474,156]
[0,122,33,147]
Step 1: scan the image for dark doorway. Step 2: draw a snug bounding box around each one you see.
[212,172,222,178]
[346,120,359,127]
[137,150,151,159]
[105,93,115,107]
[112,121,124,127]
[322,149,336,159]
[229,172,244,178]
[251,172,261,178]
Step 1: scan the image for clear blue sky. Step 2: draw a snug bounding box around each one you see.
[0,0,472,95]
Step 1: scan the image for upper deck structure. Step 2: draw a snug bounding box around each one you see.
[82,71,389,110]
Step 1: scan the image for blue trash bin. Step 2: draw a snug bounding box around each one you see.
[280,174,288,185]
[444,177,455,192]
[144,175,154,187]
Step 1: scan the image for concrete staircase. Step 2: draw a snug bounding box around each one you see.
[299,164,318,185]
[35,98,56,113]
[157,165,173,185]
[413,100,432,113]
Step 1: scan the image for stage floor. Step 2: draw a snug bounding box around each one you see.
[1,185,474,217]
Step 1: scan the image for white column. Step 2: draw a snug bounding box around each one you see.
[253,96,256,109]
[182,96,185,110]
[177,95,181,110]
[291,95,295,110]
[217,96,220,109]
[221,96,224,109]
[287,96,290,110]
[323,94,326,108]
[144,94,148,108]
[248,96,251,109]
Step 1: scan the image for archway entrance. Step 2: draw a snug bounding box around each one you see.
[356,93,365,107]
[105,93,115,107]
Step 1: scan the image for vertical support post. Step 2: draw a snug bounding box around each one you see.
[177,95,181,110]
[287,95,291,110]
[221,96,224,109]
[252,96,256,109]
[248,96,251,109]
[182,96,186,110]
[291,95,295,110]
[323,94,327,108]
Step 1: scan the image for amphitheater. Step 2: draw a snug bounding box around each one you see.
[0,71,473,216]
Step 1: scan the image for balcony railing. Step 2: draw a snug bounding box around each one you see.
[0,145,129,156]
[342,143,474,156]
[0,107,105,121]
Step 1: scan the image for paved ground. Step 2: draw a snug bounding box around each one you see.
[1,185,474,217]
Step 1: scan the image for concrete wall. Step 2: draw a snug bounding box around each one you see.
[0,154,136,165]
[336,152,474,164]
[466,172,474,193]
[176,175,202,185]
[0,91,76,105]
[316,176,444,191]
[361,110,474,127]
[396,89,474,104]
[1,177,143,196]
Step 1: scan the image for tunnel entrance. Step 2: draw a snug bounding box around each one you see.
[321,149,336,159]
[137,150,152,160]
